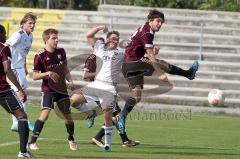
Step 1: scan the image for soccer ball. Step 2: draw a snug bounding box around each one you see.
[208,89,225,107]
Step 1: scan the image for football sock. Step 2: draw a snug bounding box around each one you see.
[18,118,29,153]
[119,132,129,143]
[94,126,105,141]
[66,122,74,141]
[121,97,136,118]
[167,64,190,78]
[104,126,114,147]
[30,119,44,144]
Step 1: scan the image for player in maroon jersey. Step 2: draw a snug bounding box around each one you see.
[116,10,199,133]
[0,24,32,158]
[28,28,78,151]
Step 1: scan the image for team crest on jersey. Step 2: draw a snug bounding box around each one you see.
[46,57,50,61]
[57,54,62,59]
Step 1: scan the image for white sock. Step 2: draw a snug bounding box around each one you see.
[104,126,114,147]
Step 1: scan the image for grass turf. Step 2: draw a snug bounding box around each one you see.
[0,105,240,159]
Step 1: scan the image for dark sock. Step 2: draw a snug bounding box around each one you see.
[65,122,74,141]
[167,64,191,78]
[94,126,105,141]
[30,119,44,144]
[121,97,136,118]
[120,132,129,143]
[18,119,29,153]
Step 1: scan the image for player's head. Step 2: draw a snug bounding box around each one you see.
[147,10,165,32]
[20,12,37,33]
[106,31,120,50]
[0,24,6,43]
[42,28,58,49]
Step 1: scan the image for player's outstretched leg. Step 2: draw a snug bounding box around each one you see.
[166,60,199,80]
[187,61,199,80]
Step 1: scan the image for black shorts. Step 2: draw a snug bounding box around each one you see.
[41,92,70,114]
[0,89,23,113]
[122,59,154,89]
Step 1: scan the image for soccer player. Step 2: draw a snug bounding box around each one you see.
[28,28,78,151]
[0,24,32,158]
[5,12,37,132]
[76,44,140,147]
[116,10,199,133]
[71,25,124,152]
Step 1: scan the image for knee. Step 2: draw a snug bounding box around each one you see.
[17,113,28,121]
[39,110,50,121]
[14,109,28,120]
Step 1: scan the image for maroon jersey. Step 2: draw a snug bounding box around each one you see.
[125,22,155,62]
[33,48,67,93]
[83,54,96,81]
[0,43,11,92]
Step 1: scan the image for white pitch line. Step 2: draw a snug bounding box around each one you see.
[0,138,44,148]
[0,141,19,147]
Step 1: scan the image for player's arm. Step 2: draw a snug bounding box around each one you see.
[86,25,108,46]
[80,70,96,80]
[32,71,50,80]
[3,59,26,102]
[146,48,168,81]
[4,32,21,47]
[32,54,59,82]
[64,64,75,90]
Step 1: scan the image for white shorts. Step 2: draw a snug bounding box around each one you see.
[81,81,117,110]
[11,68,29,91]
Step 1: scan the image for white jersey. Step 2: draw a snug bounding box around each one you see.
[6,30,33,69]
[94,40,124,84]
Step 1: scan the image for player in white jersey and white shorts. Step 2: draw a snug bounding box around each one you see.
[71,25,123,152]
[5,12,37,132]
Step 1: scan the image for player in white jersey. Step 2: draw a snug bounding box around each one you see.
[5,12,37,132]
[70,25,123,152]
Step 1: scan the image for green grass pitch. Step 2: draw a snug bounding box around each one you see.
[0,105,240,159]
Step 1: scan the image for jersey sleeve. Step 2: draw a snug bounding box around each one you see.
[141,32,154,49]
[0,46,11,62]
[6,32,21,46]
[33,54,43,72]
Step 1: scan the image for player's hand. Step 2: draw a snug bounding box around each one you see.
[48,71,60,83]
[159,74,169,82]
[154,46,160,55]
[67,81,75,91]
[99,25,108,33]
[17,90,27,102]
